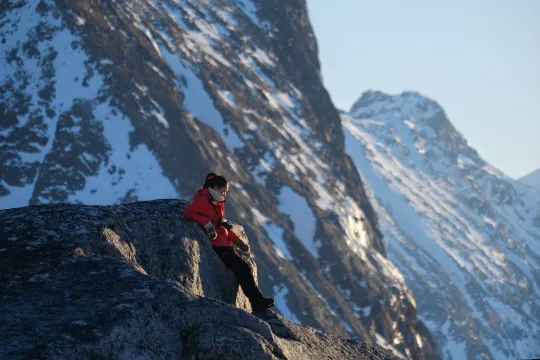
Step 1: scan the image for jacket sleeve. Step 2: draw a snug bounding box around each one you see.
[227,229,240,244]
[183,196,210,226]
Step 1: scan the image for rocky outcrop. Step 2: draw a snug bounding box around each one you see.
[0,200,399,359]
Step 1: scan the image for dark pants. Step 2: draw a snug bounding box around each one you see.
[212,246,263,304]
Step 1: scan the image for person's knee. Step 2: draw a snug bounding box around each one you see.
[229,256,249,273]
[237,261,251,274]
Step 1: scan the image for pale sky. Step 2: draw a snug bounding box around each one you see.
[307,0,539,179]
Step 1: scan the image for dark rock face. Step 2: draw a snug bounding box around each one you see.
[1,200,400,360]
[0,1,439,358]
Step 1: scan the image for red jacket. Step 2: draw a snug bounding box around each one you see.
[183,188,240,247]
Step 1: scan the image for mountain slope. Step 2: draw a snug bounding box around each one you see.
[342,90,540,359]
[0,1,437,359]
[519,169,540,191]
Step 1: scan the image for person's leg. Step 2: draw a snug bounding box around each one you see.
[212,246,275,311]
[213,246,263,302]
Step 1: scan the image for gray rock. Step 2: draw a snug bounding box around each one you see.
[0,200,398,359]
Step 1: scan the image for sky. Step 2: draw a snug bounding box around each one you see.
[307,0,539,179]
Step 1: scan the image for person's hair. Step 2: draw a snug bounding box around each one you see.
[203,172,228,189]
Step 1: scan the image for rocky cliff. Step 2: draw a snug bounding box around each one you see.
[0,1,438,358]
[1,200,400,359]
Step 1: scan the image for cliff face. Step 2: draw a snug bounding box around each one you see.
[1,200,399,360]
[0,1,437,358]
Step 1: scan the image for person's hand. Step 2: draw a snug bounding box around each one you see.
[235,239,250,253]
[220,218,233,230]
[204,221,217,240]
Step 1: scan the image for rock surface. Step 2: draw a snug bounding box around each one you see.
[0,200,399,359]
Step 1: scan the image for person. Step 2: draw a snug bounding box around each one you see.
[183,172,275,313]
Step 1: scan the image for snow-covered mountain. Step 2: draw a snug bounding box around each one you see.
[0,1,438,359]
[342,90,540,360]
[519,169,540,192]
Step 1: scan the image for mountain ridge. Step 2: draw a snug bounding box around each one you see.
[519,169,540,191]
[342,90,540,359]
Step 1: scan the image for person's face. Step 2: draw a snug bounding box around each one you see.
[213,184,228,198]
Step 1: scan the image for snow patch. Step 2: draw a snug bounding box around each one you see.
[251,207,269,224]
[273,284,300,323]
[68,102,178,204]
[72,14,86,26]
[0,3,103,208]
[277,187,318,258]
[153,111,170,129]
[236,0,270,30]
[375,333,406,359]
[261,222,292,260]
[159,47,244,152]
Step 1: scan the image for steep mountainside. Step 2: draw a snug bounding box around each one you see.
[0,200,401,360]
[0,1,437,359]
[519,169,540,192]
[342,91,540,360]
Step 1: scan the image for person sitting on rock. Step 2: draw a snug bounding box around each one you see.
[183,172,275,313]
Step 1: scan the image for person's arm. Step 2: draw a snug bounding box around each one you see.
[219,218,233,230]
[229,230,250,253]
[183,196,210,226]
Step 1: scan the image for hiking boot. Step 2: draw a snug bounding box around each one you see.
[251,296,275,313]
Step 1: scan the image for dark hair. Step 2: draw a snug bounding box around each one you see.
[203,172,228,189]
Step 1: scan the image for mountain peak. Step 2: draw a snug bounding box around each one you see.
[350,90,467,153]
[350,90,441,119]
